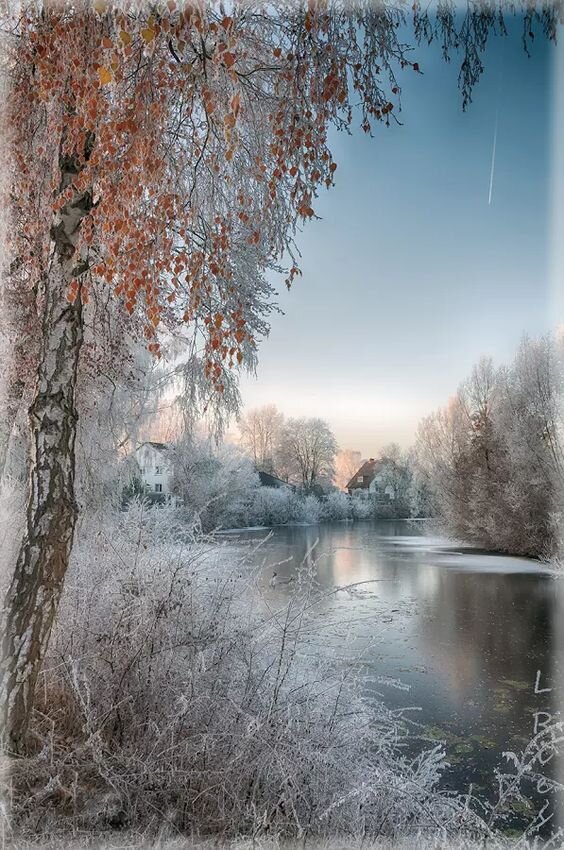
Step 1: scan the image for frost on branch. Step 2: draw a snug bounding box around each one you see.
[3,1,413,394]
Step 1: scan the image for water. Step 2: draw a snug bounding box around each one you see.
[228,519,564,832]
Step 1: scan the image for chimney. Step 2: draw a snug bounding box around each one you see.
[369,458,375,463]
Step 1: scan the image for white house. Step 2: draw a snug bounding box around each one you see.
[345,458,395,502]
[134,441,174,500]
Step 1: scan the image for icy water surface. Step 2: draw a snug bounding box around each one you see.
[228,520,564,831]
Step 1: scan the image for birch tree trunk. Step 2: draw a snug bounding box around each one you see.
[1,179,91,753]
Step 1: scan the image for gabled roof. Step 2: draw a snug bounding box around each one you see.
[136,441,169,453]
[258,470,295,490]
[346,458,384,491]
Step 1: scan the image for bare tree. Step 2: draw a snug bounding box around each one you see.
[279,417,338,492]
[238,405,284,474]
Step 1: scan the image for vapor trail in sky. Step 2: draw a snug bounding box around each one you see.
[488,109,499,206]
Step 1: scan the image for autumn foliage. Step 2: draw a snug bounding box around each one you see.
[5,0,412,392]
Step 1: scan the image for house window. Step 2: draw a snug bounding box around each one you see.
[356,476,363,484]
[155,483,163,493]
[140,467,145,475]
[155,466,162,475]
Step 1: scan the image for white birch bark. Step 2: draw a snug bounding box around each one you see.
[0,166,91,752]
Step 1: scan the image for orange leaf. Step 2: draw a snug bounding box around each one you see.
[142,27,155,43]
[222,51,236,68]
[119,30,132,45]
[98,66,113,85]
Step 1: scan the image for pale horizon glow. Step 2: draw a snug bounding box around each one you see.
[239,18,555,457]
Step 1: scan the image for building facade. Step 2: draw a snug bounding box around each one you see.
[134,442,174,500]
[346,457,395,502]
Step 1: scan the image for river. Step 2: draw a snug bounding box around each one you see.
[226,519,564,835]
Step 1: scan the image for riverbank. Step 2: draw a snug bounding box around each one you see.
[4,510,562,847]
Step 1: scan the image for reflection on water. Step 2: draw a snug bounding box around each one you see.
[231,520,564,828]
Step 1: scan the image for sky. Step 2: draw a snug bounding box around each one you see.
[238,14,558,457]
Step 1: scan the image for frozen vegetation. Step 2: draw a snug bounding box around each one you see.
[0,4,563,848]
[169,438,375,530]
[0,488,563,846]
[414,334,564,559]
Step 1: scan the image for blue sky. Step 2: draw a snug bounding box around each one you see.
[238,15,556,456]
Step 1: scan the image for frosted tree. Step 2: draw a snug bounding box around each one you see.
[279,417,338,492]
[170,435,259,530]
[494,335,564,555]
[415,336,564,556]
[238,404,284,474]
[379,443,413,517]
[415,395,473,539]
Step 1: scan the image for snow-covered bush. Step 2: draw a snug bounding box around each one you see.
[171,436,260,530]
[7,504,564,845]
[250,484,302,525]
[302,493,322,523]
[6,505,484,842]
[351,492,374,520]
[321,491,353,521]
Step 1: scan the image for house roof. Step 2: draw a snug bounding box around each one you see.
[136,441,169,453]
[258,470,295,490]
[345,458,384,491]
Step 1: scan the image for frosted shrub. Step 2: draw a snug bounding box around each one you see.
[6,504,490,843]
[6,503,564,846]
[251,486,302,526]
[321,491,352,522]
[172,438,260,531]
[250,488,324,526]
[301,493,322,524]
[351,493,374,520]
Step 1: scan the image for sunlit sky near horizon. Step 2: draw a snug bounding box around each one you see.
[237,15,559,457]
